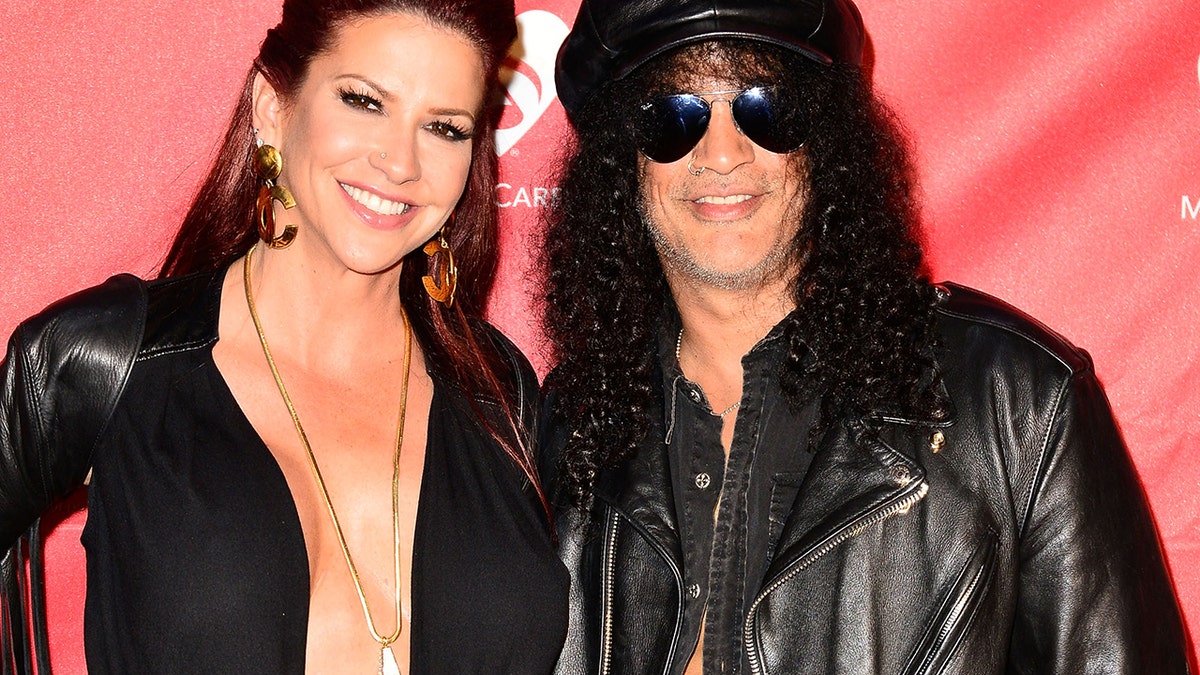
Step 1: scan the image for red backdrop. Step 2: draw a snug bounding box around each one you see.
[1,1,1197,670]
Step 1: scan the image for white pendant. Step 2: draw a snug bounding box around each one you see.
[380,645,401,675]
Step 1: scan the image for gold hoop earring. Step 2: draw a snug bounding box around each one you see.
[421,217,457,308]
[253,143,298,249]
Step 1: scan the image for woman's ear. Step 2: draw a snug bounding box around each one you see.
[252,72,284,146]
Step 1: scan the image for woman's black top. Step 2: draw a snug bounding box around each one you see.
[2,271,568,673]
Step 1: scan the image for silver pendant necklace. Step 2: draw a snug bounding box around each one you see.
[676,328,742,418]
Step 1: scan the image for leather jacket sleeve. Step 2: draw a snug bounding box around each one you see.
[0,274,146,548]
[1007,360,1190,672]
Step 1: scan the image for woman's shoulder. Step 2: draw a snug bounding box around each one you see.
[11,273,148,361]
[451,319,539,432]
[139,270,224,359]
[466,319,538,391]
[9,268,226,371]
[1,274,149,522]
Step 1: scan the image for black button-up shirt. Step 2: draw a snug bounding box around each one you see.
[660,314,818,675]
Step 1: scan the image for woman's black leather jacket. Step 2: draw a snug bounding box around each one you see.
[545,283,1191,675]
[1,274,146,548]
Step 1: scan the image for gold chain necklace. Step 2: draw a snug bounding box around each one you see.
[243,247,409,675]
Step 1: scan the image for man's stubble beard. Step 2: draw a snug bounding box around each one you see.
[640,201,799,294]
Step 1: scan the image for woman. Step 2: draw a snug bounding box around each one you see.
[0,0,567,672]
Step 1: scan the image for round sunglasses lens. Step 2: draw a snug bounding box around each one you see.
[732,87,807,154]
[638,95,710,163]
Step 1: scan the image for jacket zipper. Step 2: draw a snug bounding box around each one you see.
[909,540,993,675]
[600,509,619,675]
[598,504,686,675]
[743,481,930,675]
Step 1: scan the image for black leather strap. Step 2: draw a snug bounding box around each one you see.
[0,518,55,675]
[26,522,48,675]
[1,528,32,675]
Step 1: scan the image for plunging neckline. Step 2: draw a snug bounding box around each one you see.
[66,269,569,673]
[200,271,436,666]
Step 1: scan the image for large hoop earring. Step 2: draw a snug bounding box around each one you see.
[421,216,457,308]
[253,143,298,249]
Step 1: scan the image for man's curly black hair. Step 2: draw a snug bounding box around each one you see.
[540,41,946,512]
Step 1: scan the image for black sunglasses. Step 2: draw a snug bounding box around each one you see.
[635,86,807,164]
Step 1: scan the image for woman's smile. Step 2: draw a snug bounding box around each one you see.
[340,182,411,217]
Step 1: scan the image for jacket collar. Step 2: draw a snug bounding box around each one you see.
[591,304,957,579]
[866,376,956,428]
[766,364,954,581]
[595,402,940,593]
[139,269,225,359]
[764,416,930,584]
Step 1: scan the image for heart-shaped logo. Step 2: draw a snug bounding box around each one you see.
[496,10,570,156]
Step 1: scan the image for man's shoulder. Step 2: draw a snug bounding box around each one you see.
[932,282,1093,379]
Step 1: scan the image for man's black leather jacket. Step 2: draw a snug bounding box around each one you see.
[545,283,1191,675]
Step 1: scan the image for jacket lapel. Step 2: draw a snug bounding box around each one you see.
[592,376,684,572]
[764,376,956,586]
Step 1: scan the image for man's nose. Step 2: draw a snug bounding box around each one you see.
[689,99,755,175]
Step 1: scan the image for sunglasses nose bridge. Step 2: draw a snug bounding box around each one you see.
[698,89,751,133]
[690,96,755,174]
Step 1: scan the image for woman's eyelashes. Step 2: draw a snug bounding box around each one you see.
[427,120,472,142]
[338,85,383,112]
[337,85,471,142]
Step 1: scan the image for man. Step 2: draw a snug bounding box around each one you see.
[538,0,1191,673]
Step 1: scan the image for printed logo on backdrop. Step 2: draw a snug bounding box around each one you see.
[496,10,570,156]
[494,9,571,209]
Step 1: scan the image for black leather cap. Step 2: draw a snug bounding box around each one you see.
[555,0,865,120]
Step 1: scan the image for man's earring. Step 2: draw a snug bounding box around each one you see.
[422,215,458,308]
[253,140,298,249]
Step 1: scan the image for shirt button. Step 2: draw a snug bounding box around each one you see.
[686,388,703,403]
[695,473,712,489]
[687,583,701,599]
